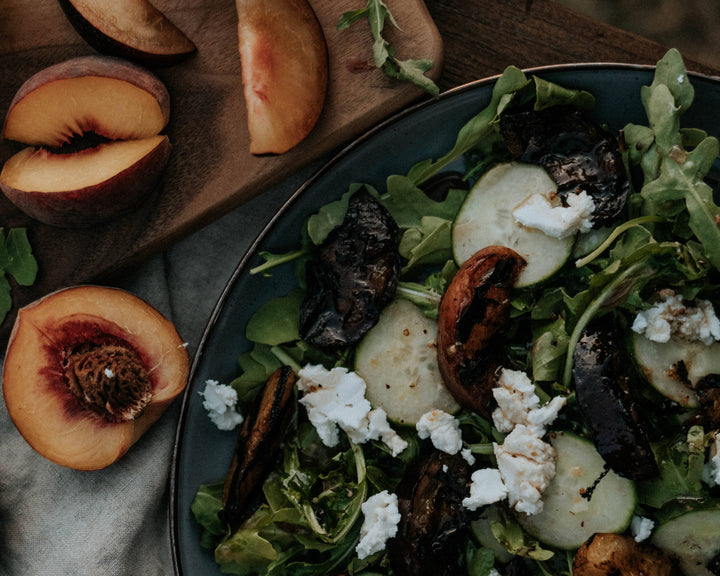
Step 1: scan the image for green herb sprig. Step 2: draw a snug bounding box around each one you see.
[337,0,440,96]
[0,228,38,324]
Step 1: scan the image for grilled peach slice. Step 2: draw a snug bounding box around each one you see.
[3,285,189,470]
[436,246,526,418]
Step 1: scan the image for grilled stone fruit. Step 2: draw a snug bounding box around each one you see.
[299,187,401,351]
[499,106,629,228]
[572,321,658,481]
[436,245,526,418]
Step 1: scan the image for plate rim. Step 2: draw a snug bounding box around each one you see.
[168,61,720,575]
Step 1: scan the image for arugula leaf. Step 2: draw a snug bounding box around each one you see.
[624,48,720,271]
[638,426,708,509]
[190,481,228,548]
[245,288,304,345]
[0,228,38,325]
[337,0,439,96]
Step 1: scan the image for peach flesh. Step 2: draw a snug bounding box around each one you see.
[59,0,196,65]
[0,135,170,227]
[3,286,189,470]
[237,0,328,154]
[3,75,167,147]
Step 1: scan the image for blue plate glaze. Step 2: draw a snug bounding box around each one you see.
[170,64,720,575]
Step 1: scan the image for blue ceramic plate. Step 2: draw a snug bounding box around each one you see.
[170,64,720,575]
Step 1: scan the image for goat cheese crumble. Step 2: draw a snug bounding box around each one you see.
[703,433,720,487]
[512,190,595,239]
[494,424,557,515]
[297,364,407,456]
[356,490,401,560]
[463,368,565,515]
[631,515,655,543]
[632,289,720,345]
[462,468,508,511]
[200,380,245,431]
[492,368,566,435]
[416,409,463,454]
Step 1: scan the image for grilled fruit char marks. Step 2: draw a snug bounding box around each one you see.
[572,321,659,481]
[437,246,527,419]
[300,187,402,351]
[388,450,472,576]
[221,366,296,529]
[500,105,629,228]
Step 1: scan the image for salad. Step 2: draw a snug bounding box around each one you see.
[190,49,720,576]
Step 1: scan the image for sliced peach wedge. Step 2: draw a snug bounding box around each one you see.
[58,0,197,66]
[0,55,172,227]
[3,285,189,470]
[236,0,329,154]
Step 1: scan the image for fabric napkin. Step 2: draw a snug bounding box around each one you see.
[0,163,320,576]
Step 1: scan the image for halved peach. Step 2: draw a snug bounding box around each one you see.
[236,0,329,154]
[1,56,171,227]
[3,56,169,147]
[1,136,171,227]
[58,0,197,66]
[3,285,189,470]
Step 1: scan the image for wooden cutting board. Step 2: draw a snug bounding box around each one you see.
[0,0,443,339]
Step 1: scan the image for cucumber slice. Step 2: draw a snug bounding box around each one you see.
[518,431,636,550]
[631,333,720,407]
[652,506,720,576]
[452,162,575,288]
[354,298,459,426]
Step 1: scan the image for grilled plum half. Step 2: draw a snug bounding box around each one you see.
[572,321,658,480]
[499,106,629,227]
[299,187,401,350]
[388,450,472,576]
[437,245,526,418]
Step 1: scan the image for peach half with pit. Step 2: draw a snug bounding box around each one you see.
[2,285,189,470]
[58,0,197,67]
[236,0,329,155]
[0,55,171,227]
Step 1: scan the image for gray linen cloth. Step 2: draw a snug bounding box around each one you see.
[0,164,320,576]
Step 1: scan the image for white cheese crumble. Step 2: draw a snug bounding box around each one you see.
[632,289,720,345]
[631,515,655,543]
[356,490,401,559]
[104,368,114,378]
[512,190,595,239]
[492,368,566,436]
[416,409,463,454]
[466,368,566,516]
[494,424,557,515]
[297,365,407,456]
[461,447,476,466]
[462,468,508,511]
[703,432,720,487]
[199,380,245,431]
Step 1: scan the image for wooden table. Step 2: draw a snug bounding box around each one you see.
[1,0,718,341]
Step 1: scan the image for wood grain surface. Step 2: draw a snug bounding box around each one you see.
[1,0,719,342]
[0,0,442,337]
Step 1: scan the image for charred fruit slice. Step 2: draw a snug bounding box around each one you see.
[299,187,401,350]
[436,245,526,418]
[3,285,189,470]
[574,533,678,576]
[222,366,296,529]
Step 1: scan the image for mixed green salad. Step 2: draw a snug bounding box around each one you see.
[191,49,720,576]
